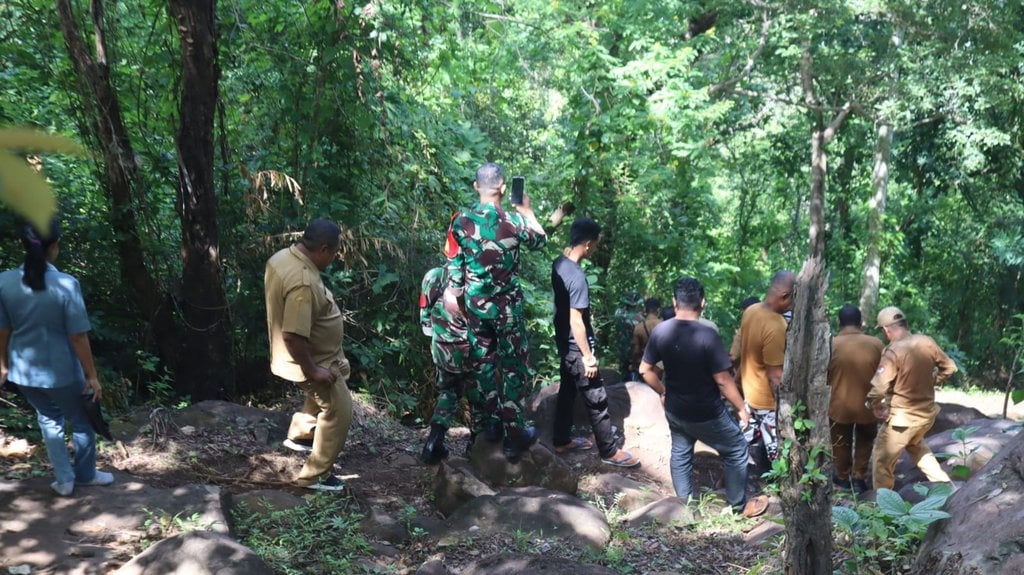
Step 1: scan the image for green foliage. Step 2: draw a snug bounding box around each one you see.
[832,485,952,573]
[232,493,371,575]
[935,425,981,481]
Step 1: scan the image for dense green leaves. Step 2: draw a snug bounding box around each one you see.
[1,0,1022,409]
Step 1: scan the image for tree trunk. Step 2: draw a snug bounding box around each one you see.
[859,123,892,322]
[777,47,847,574]
[169,0,234,399]
[55,0,180,366]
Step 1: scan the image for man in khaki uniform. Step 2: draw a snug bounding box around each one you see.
[828,304,884,493]
[631,298,662,371]
[265,219,353,491]
[738,270,794,472]
[867,306,957,490]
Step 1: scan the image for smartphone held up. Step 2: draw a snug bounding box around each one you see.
[509,176,525,206]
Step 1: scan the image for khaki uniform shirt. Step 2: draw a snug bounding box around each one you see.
[828,327,884,425]
[265,245,345,382]
[738,303,787,410]
[632,316,661,360]
[867,333,957,427]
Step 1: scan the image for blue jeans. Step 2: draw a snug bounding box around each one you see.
[19,384,98,485]
[666,408,749,509]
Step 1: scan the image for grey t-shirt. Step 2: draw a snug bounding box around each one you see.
[552,255,595,356]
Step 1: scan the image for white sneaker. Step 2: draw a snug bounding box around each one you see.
[77,470,114,486]
[283,438,314,453]
[51,481,74,496]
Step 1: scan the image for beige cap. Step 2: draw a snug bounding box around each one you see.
[876,306,906,328]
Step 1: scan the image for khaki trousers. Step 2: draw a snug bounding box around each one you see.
[830,420,877,481]
[288,360,353,485]
[872,417,950,490]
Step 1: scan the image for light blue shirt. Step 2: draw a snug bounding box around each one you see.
[0,263,92,388]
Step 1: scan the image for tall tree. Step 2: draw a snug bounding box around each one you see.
[777,47,853,574]
[859,122,892,321]
[168,0,233,399]
[55,0,179,367]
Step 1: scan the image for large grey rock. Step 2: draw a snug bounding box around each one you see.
[461,553,620,575]
[173,401,289,444]
[578,473,666,513]
[913,432,1024,574]
[433,458,497,516]
[0,479,227,574]
[893,418,1020,490]
[621,496,694,528]
[360,507,409,545]
[930,403,988,436]
[228,490,304,520]
[467,438,577,495]
[442,487,610,551]
[113,531,273,575]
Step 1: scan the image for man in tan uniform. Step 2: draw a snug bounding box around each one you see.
[738,270,794,472]
[631,298,662,371]
[867,306,957,490]
[265,219,353,491]
[828,304,884,493]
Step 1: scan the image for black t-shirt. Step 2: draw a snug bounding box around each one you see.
[552,255,596,356]
[642,319,732,422]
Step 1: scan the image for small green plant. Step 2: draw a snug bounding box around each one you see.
[832,484,952,573]
[141,507,215,546]
[935,425,980,481]
[233,492,371,575]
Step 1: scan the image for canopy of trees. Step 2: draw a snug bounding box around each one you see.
[2,0,1022,416]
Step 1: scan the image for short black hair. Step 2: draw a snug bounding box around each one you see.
[673,276,704,311]
[644,298,661,314]
[837,304,862,328]
[302,219,341,250]
[739,296,759,311]
[475,163,504,191]
[569,217,601,247]
[660,306,674,321]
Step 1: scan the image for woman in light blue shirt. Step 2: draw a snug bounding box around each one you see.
[0,220,113,496]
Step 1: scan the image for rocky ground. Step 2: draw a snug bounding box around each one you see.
[1,384,1020,574]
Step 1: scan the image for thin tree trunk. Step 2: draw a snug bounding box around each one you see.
[859,123,892,322]
[55,0,179,367]
[778,48,845,574]
[169,0,233,399]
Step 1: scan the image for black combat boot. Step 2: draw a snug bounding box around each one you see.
[502,426,538,462]
[421,423,449,465]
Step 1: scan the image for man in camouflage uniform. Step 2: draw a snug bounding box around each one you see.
[614,290,644,380]
[444,162,547,461]
[418,264,481,464]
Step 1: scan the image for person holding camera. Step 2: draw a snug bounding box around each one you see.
[443,163,547,461]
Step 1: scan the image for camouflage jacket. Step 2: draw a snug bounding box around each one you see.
[446,202,547,322]
[614,306,644,365]
[420,266,469,345]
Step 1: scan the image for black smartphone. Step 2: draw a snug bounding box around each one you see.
[510,176,525,206]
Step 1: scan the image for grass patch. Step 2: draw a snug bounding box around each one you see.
[232,493,373,574]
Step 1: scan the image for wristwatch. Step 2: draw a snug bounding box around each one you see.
[583,356,599,368]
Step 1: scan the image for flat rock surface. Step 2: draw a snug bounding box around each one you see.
[0,477,227,574]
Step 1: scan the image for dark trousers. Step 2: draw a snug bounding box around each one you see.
[553,351,616,458]
[830,419,878,481]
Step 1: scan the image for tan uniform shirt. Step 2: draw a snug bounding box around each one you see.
[738,303,787,410]
[265,245,345,382]
[632,316,661,360]
[867,333,957,427]
[828,327,884,425]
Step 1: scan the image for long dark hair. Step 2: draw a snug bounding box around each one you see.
[20,220,61,292]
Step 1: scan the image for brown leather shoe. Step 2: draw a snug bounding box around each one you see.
[741,495,769,518]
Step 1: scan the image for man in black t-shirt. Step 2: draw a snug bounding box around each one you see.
[639,277,767,517]
[551,218,639,468]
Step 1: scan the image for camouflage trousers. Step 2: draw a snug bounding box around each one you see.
[429,340,480,429]
[469,314,533,435]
